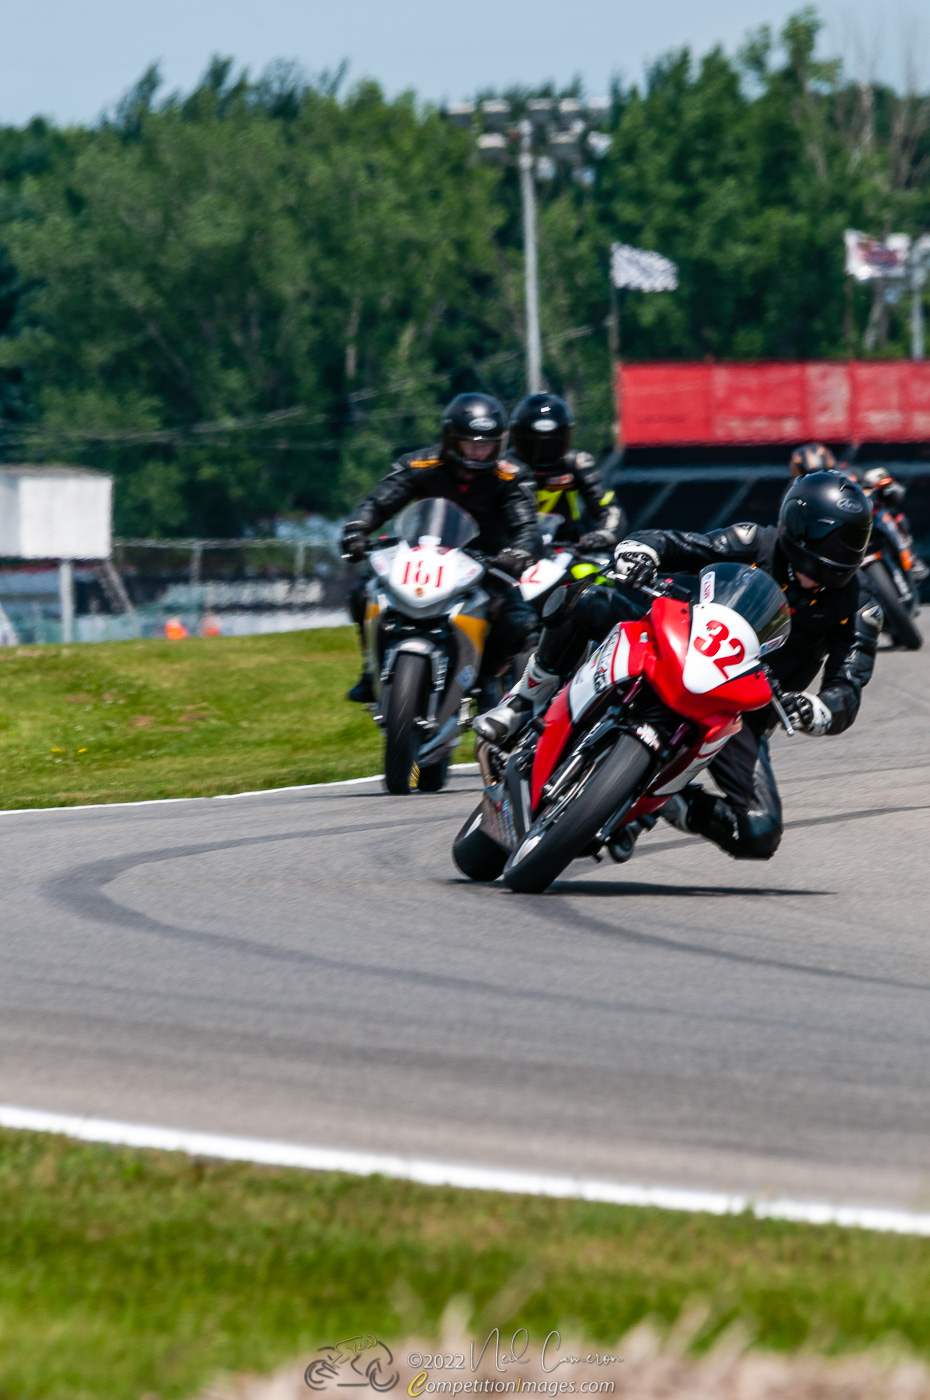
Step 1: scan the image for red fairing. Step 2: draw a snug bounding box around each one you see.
[646,595,773,721]
[530,686,573,810]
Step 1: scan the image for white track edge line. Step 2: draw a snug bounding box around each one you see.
[2,1105,928,1237]
[0,763,480,816]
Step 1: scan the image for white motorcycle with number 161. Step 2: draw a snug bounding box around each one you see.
[362,498,496,795]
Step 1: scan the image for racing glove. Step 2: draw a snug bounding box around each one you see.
[492,547,533,579]
[577,530,613,553]
[340,523,369,563]
[782,690,833,736]
[612,541,660,589]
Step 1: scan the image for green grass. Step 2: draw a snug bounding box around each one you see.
[0,629,390,808]
[1,1129,930,1399]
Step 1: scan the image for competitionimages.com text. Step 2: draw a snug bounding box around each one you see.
[408,1381,615,1395]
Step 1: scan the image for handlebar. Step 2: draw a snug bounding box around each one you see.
[604,571,694,604]
[761,666,796,737]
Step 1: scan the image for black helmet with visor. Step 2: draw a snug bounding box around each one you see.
[509,393,574,480]
[440,393,507,470]
[778,471,872,588]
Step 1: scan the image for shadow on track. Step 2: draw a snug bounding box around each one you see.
[551,880,832,899]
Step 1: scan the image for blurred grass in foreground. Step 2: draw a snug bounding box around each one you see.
[2,1129,930,1399]
[0,628,389,808]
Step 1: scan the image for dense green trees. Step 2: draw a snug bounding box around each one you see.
[0,10,927,535]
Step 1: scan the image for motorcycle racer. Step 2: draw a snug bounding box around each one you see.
[475,471,882,862]
[343,392,542,703]
[509,393,626,552]
[790,442,928,594]
[789,442,838,478]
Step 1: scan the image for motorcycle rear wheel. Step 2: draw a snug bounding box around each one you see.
[452,805,508,882]
[383,652,431,794]
[503,734,653,894]
[863,560,922,651]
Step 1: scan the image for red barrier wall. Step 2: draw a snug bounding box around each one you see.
[617,361,930,447]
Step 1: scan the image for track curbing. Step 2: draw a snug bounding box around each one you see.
[2,1104,929,1237]
[0,763,480,817]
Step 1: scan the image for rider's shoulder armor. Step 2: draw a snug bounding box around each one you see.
[396,444,443,472]
[495,458,521,482]
[722,522,759,550]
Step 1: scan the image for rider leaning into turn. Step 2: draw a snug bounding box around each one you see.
[342,392,542,704]
[791,441,928,586]
[476,471,883,862]
[509,393,626,552]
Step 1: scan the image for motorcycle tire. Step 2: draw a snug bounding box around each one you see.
[383,651,431,795]
[503,734,654,895]
[452,805,508,882]
[417,756,449,792]
[863,560,922,651]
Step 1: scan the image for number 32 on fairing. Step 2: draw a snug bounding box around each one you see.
[682,603,763,695]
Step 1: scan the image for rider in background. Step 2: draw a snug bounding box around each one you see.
[509,393,626,552]
[476,472,882,862]
[342,392,542,704]
[790,442,927,585]
[789,443,839,479]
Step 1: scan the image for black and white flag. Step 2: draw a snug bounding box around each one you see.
[610,242,678,292]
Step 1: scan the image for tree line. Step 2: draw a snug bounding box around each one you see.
[0,8,927,537]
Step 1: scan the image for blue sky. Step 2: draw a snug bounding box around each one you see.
[0,0,917,127]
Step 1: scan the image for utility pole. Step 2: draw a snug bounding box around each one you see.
[909,235,930,361]
[58,560,74,644]
[444,97,611,397]
[912,274,925,361]
[518,120,542,393]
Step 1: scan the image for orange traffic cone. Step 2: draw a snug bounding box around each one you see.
[165,616,190,639]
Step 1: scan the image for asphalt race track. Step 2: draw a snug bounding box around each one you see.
[2,646,929,1212]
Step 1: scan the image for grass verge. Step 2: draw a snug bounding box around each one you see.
[0,629,392,808]
[2,1129,930,1399]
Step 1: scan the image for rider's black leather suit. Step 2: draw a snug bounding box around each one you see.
[529,450,626,548]
[536,523,883,860]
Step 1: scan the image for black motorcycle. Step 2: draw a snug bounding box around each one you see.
[861,505,922,651]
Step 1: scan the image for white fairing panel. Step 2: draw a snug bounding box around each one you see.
[519,552,573,601]
[568,624,632,720]
[682,602,762,695]
[651,729,736,796]
[379,543,483,610]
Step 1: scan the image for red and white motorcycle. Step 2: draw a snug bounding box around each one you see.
[452,561,793,893]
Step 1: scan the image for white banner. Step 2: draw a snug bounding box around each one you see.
[844,229,910,282]
[611,242,678,292]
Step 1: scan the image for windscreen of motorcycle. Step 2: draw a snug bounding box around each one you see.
[682,563,790,696]
[394,499,480,550]
[536,512,565,548]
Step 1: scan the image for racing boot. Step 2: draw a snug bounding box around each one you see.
[346,671,375,704]
[473,653,561,747]
[607,812,658,864]
[662,784,739,847]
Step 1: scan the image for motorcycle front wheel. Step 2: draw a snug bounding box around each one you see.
[383,651,431,794]
[863,560,922,651]
[503,734,653,894]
